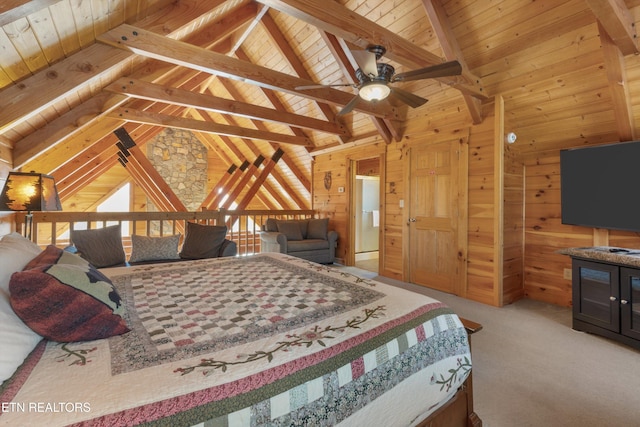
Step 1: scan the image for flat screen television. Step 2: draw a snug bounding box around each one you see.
[560,140,640,232]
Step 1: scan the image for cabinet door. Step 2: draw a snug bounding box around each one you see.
[573,260,619,332]
[620,268,640,340]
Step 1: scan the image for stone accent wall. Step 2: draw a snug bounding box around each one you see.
[146,128,207,211]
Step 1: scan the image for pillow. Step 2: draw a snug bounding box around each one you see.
[0,232,42,297]
[129,234,180,263]
[25,244,90,270]
[70,224,126,268]
[9,246,129,342]
[276,221,303,241]
[264,218,279,232]
[307,218,329,240]
[0,295,42,383]
[179,223,227,260]
[0,233,43,383]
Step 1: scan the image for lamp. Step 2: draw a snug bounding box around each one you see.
[0,172,62,240]
[358,81,391,102]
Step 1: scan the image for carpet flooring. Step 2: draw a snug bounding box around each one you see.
[330,264,640,427]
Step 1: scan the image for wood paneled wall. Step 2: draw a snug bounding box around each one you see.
[524,148,640,307]
[313,142,387,264]
[313,96,526,307]
[466,108,502,305]
[0,150,16,235]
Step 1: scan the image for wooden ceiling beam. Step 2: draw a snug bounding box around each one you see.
[586,0,638,56]
[236,149,284,210]
[421,0,483,124]
[205,161,249,210]
[320,31,397,144]
[195,2,262,52]
[234,57,314,159]
[97,24,397,119]
[598,21,636,141]
[0,1,61,25]
[195,132,236,166]
[210,137,296,210]
[126,144,187,212]
[50,105,183,190]
[259,12,351,143]
[123,159,175,213]
[58,156,118,202]
[215,77,311,201]
[105,77,347,136]
[201,164,237,210]
[235,48,312,191]
[12,93,118,169]
[220,156,265,210]
[0,0,231,133]
[193,123,287,210]
[108,107,313,147]
[10,1,256,170]
[24,117,125,175]
[55,122,166,204]
[257,0,485,99]
[111,127,184,213]
[229,3,271,53]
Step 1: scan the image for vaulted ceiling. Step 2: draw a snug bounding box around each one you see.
[1,0,639,211]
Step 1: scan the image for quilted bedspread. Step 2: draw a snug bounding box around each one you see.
[0,253,471,427]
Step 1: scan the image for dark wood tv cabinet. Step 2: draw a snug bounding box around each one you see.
[560,247,640,350]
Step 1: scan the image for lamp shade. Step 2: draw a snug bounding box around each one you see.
[0,172,62,212]
[358,81,391,102]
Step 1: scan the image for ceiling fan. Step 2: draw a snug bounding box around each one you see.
[296,45,463,116]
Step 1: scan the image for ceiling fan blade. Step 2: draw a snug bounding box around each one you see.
[351,49,378,77]
[337,95,361,116]
[393,60,463,82]
[295,83,354,90]
[389,87,428,108]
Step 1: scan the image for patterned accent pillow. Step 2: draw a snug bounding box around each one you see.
[70,224,126,268]
[9,246,129,342]
[129,234,181,263]
[179,223,228,260]
[25,244,90,270]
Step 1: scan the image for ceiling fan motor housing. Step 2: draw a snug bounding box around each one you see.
[376,63,395,82]
[367,45,387,60]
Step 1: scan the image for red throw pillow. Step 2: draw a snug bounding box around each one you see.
[9,246,129,342]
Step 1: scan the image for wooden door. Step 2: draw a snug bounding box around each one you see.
[408,140,463,294]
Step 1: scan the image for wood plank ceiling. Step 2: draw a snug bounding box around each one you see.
[0,0,638,212]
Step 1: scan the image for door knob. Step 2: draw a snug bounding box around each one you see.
[621,299,629,305]
[609,296,617,301]
[408,218,417,222]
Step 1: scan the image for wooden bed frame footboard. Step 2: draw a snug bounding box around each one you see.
[417,318,483,427]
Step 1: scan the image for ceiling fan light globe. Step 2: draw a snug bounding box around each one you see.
[359,82,391,101]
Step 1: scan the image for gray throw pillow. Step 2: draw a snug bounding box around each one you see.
[179,223,227,259]
[264,218,279,232]
[276,221,303,241]
[129,234,180,263]
[70,224,126,268]
[307,218,329,240]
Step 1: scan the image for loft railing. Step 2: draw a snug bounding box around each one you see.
[27,209,316,257]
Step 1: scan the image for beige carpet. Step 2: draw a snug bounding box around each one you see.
[330,264,640,427]
[375,275,640,427]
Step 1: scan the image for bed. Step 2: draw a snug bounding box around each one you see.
[0,233,480,426]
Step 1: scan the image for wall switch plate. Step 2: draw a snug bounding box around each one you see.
[563,268,572,280]
[399,199,404,208]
